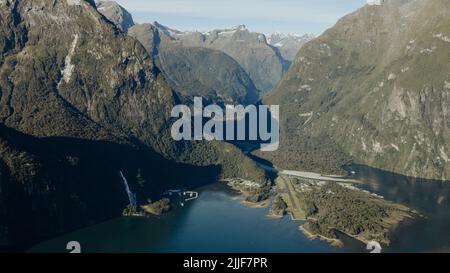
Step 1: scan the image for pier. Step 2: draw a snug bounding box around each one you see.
[165,189,199,202]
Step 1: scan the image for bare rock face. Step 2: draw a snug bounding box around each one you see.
[0,0,265,249]
[95,0,134,32]
[127,23,162,58]
[128,23,260,105]
[262,0,450,180]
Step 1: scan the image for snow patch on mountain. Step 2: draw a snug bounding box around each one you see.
[433,33,450,43]
[367,0,384,6]
[67,0,82,5]
[268,33,314,61]
[268,33,314,48]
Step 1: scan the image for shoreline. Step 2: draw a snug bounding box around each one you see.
[299,225,344,248]
[225,174,420,250]
[241,199,270,208]
[266,213,284,219]
[298,207,419,248]
[271,174,420,249]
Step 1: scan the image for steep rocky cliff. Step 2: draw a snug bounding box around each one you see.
[262,0,450,180]
[96,0,134,32]
[0,0,265,250]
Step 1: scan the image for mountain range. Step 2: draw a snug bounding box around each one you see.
[97,1,313,96]
[155,23,291,94]
[97,0,312,100]
[128,23,260,105]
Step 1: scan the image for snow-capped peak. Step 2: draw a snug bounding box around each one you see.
[153,21,187,38]
[367,0,384,6]
[267,33,314,47]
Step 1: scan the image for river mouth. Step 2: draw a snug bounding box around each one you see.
[28,165,450,253]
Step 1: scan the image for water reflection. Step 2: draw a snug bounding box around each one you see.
[29,183,340,253]
[347,165,450,253]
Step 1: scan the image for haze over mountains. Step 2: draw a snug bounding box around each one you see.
[262,0,450,180]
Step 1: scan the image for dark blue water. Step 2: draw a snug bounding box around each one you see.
[29,166,450,253]
[347,165,450,253]
[28,183,341,253]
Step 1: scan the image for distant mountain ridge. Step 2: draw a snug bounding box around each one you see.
[94,1,312,96]
[128,22,260,105]
[267,32,314,61]
[151,22,293,94]
[92,1,262,105]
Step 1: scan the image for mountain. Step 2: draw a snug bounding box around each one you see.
[267,33,314,61]
[261,0,450,180]
[95,0,134,32]
[154,23,290,94]
[0,0,266,249]
[94,1,261,105]
[128,23,260,105]
[156,45,260,105]
[126,23,161,58]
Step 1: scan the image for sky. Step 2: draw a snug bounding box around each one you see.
[115,0,368,36]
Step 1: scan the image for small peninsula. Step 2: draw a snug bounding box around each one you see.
[273,175,418,246]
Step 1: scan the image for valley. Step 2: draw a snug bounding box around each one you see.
[1,0,450,254]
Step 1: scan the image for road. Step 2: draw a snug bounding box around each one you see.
[257,163,361,184]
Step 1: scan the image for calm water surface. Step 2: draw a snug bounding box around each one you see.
[29,183,341,253]
[30,166,450,253]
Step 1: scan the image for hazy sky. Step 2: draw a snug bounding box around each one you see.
[115,0,368,35]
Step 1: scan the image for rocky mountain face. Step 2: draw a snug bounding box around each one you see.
[126,23,161,58]
[261,0,450,180]
[128,23,260,105]
[154,23,290,94]
[0,0,265,249]
[267,33,314,61]
[95,0,134,32]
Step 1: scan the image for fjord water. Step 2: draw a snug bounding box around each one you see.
[29,183,340,253]
[30,166,450,253]
[348,165,450,253]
